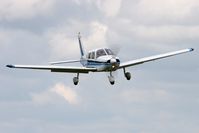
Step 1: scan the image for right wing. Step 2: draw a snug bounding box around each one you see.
[119,48,194,69]
[6,64,97,73]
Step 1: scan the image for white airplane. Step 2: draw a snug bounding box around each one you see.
[7,33,194,85]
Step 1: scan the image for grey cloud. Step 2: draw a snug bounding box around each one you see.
[0,0,55,21]
[120,0,199,25]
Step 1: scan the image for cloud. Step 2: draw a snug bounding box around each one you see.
[47,32,79,60]
[96,0,122,17]
[120,88,170,103]
[85,21,108,50]
[51,83,79,105]
[72,0,122,17]
[122,0,199,25]
[31,89,55,105]
[31,83,79,105]
[0,0,55,21]
[107,18,199,52]
[46,21,108,59]
[129,25,199,51]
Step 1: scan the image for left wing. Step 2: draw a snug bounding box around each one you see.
[6,65,97,73]
[119,48,194,69]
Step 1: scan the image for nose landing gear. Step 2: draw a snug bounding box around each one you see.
[73,73,79,85]
[108,72,115,85]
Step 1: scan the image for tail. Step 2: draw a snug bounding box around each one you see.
[78,32,85,59]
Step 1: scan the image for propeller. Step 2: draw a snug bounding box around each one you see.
[108,44,121,56]
[107,44,121,78]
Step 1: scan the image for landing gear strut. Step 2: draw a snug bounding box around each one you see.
[123,68,131,80]
[73,73,79,85]
[108,72,115,85]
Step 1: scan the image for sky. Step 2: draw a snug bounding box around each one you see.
[0,0,199,133]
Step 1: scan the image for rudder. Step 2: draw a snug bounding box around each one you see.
[78,32,85,58]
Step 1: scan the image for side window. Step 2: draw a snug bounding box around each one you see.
[91,52,95,59]
[88,53,91,59]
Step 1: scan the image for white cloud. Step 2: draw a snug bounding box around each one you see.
[85,21,108,50]
[31,83,79,105]
[72,0,122,17]
[47,32,79,60]
[130,25,199,51]
[122,0,199,25]
[108,18,199,51]
[46,21,108,59]
[96,0,122,17]
[0,0,55,21]
[137,0,194,17]
[0,28,45,56]
[51,83,79,105]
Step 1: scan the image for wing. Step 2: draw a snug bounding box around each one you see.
[119,48,194,69]
[6,65,97,73]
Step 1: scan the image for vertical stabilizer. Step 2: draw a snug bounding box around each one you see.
[78,32,85,59]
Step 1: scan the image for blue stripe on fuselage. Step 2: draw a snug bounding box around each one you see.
[87,60,109,66]
[85,60,120,71]
[86,60,111,68]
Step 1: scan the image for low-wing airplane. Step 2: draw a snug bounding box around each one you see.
[7,33,194,85]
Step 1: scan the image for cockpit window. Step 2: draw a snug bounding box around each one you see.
[96,49,106,58]
[105,48,114,55]
[91,52,95,59]
[87,51,95,59]
[88,53,91,59]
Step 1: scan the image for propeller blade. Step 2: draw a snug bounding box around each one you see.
[108,44,121,55]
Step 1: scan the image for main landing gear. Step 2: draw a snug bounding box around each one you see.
[123,68,131,80]
[73,73,79,85]
[108,68,131,85]
[108,72,115,85]
[74,69,131,85]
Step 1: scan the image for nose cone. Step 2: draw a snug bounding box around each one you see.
[110,58,117,63]
[109,57,120,71]
[107,57,120,64]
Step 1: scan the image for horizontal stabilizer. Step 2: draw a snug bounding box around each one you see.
[50,60,80,65]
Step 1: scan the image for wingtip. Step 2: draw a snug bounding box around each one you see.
[6,64,14,68]
[189,48,194,51]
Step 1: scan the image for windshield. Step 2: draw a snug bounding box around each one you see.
[96,49,106,58]
[105,48,114,55]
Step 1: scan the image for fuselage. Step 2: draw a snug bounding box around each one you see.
[81,48,120,72]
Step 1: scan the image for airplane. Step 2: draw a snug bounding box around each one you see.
[7,33,194,85]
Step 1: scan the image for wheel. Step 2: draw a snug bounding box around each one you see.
[108,75,115,85]
[110,81,115,85]
[125,72,131,80]
[73,77,79,85]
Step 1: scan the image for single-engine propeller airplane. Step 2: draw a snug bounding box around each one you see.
[7,33,194,85]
